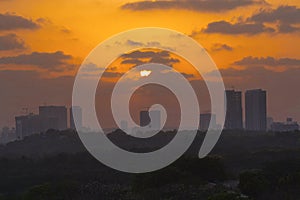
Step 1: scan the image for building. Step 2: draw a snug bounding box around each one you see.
[140,111,150,127]
[120,120,128,131]
[271,118,299,132]
[0,127,16,144]
[149,110,161,130]
[70,106,82,130]
[267,117,274,131]
[15,114,42,139]
[245,89,267,131]
[200,113,217,131]
[15,105,68,140]
[39,106,67,131]
[139,110,161,130]
[225,90,243,130]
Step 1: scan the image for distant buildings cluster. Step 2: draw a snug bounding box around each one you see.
[200,89,299,132]
[1,88,299,144]
[270,118,299,132]
[14,106,82,140]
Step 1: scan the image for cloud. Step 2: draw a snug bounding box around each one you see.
[121,50,180,67]
[0,13,40,30]
[125,40,175,51]
[202,20,275,35]
[121,59,145,65]
[211,43,234,52]
[249,5,300,24]
[149,56,180,64]
[0,34,26,51]
[181,72,195,79]
[122,50,170,59]
[278,23,300,33]
[102,71,124,78]
[121,0,264,12]
[81,62,103,72]
[60,27,72,34]
[248,5,300,33]
[233,56,300,67]
[198,5,300,36]
[0,51,74,72]
[126,40,144,47]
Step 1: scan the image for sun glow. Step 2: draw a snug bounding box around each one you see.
[140,70,152,77]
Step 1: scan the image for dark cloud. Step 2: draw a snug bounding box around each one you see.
[0,34,26,51]
[248,5,300,33]
[121,50,180,67]
[202,20,275,35]
[121,59,145,65]
[61,28,72,34]
[249,5,300,24]
[0,51,74,72]
[0,13,40,30]
[121,0,264,12]
[233,56,300,67]
[102,71,123,78]
[81,62,102,72]
[125,40,175,51]
[122,50,170,59]
[181,72,195,79]
[211,43,234,52]
[278,23,300,33]
[199,5,300,35]
[149,56,180,65]
[126,40,144,47]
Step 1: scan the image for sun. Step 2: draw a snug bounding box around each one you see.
[140,70,152,77]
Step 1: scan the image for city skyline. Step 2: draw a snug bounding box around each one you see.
[6,88,297,131]
[1,86,298,144]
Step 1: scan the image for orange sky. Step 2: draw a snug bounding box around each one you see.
[0,0,300,127]
[1,0,299,73]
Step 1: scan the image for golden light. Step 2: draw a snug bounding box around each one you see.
[140,70,152,77]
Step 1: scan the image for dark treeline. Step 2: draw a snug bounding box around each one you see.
[0,129,299,199]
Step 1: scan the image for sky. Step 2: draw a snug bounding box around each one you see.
[0,0,300,129]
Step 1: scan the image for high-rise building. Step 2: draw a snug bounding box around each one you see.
[139,110,161,130]
[140,111,150,127]
[70,106,82,130]
[245,89,267,131]
[149,110,161,130]
[120,120,128,131]
[225,90,243,130]
[39,106,67,131]
[15,114,41,139]
[200,113,217,131]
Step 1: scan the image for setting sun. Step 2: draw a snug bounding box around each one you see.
[140,70,152,77]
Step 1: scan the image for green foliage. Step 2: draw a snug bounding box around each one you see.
[132,156,227,192]
[239,170,270,197]
[0,130,300,199]
[208,192,249,200]
[22,181,79,200]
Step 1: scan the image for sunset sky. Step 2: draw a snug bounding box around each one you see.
[0,0,300,128]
